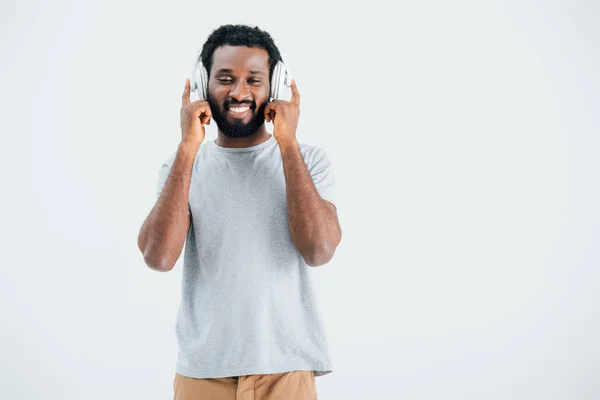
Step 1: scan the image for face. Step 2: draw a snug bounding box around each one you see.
[206,45,271,139]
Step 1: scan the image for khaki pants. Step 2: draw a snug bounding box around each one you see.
[173,370,318,400]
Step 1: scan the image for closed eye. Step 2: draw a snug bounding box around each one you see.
[216,78,261,84]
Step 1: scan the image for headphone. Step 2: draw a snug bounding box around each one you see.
[190,49,292,101]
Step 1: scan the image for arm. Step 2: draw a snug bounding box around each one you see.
[280,140,342,267]
[137,142,198,272]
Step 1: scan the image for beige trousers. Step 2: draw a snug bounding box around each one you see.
[173,370,318,400]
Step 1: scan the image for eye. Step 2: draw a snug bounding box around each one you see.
[217,78,232,83]
[248,79,261,84]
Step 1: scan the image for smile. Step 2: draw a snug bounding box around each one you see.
[228,106,251,116]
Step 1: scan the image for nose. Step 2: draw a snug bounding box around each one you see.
[229,80,251,102]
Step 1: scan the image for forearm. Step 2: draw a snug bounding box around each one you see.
[280,139,336,266]
[138,141,198,271]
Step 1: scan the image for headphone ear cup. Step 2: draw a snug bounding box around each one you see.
[190,66,198,94]
[270,62,281,100]
[191,52,208,100]
[270,59,292,100]
[200,64,208,99]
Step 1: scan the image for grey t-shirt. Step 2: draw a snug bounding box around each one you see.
[155,134,336,379]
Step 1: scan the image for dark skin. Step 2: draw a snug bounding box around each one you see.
[205,45,342,266]
[208,45,272,148]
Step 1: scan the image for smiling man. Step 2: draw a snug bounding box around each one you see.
[205,45,271,140]
[137,24,341,400]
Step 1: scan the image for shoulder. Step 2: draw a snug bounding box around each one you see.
[297,142,332,168]
[160,142,208,169]
[160,151,177,167]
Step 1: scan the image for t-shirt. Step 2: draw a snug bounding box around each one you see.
[155,134,336,379]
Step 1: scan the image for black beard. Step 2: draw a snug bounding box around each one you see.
[207,93,268,139]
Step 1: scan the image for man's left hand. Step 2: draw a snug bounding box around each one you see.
[265,79,300,148]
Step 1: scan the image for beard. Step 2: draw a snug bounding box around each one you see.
[207,91,269,139]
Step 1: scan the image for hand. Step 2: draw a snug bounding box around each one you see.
[264,79,300,148]
[180,78,212,146]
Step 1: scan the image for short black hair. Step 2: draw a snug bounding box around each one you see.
[200,24,282,80]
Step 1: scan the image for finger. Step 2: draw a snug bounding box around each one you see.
[264,102,273,123]
[200,106,212,125]
[189,99,211,125]
[203,105,212,125]
[264,102,280,123]
[182,78,191,107]
[190,99,211,115]
[290,79,300,106]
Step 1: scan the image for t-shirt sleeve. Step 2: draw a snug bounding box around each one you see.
[308,147,336,208]
[156,152,192,216]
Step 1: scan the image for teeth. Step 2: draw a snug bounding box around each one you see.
[229,106,250,113]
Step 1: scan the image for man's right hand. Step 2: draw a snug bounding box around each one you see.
[180,78,212,146]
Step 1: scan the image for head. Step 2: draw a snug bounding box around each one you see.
[200,24,282,139]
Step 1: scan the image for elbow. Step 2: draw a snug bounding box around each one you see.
[299,230,342,267]
[139,240,175,272]
[307,226,342,267]
[144,255,174,272]
[303,243,336,267]
[138,225,175,272]
[142,244,175,272]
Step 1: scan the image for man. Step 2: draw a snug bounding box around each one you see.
[137,24,342,400]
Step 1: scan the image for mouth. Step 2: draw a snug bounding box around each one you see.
[226,105,252,118]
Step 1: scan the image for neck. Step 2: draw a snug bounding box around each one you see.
[215,125,271,148]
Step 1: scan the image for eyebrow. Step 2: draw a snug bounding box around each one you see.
[215,68,264,75]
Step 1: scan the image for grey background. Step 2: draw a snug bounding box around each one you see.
[1,0,598,399]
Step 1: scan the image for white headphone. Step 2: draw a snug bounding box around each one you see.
[190,49,292,101]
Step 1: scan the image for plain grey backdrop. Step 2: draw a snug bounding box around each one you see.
[1,0,599,399]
